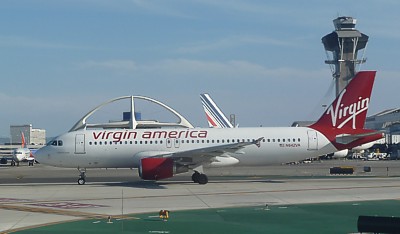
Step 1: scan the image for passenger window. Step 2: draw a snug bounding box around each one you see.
[89,142,92,145]
[58,140,63,146]
[298,138,301,142]
[51,141,57,146]
[282,139,285,142]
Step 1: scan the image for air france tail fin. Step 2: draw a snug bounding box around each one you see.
[200,93,234,128]
[311,71,376,130]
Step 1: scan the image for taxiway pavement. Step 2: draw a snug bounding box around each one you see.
[0,161,399,233]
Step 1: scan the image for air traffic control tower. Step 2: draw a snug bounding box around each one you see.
[322,16,369,96]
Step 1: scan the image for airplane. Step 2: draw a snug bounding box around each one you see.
[200,93,234,128]
[12,132,35,166]
[34,71,384,185]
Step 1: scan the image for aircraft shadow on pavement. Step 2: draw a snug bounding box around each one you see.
[97,178,285,188]
[99,180,168,189]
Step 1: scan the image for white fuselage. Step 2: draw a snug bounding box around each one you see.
[35,127,337,169]
[13,148,32,162]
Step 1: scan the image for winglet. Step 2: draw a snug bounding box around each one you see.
[253,137,264,148]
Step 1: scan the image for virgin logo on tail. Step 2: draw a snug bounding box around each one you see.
[327,89,370,129]
[311,71,376,131]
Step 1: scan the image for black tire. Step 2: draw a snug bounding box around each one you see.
[197,174,208,185]
[77,178,86,185]
[192,172,200,183]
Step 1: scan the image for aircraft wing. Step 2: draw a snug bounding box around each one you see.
[152,137,264,166]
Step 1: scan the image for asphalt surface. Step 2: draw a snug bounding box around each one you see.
[0,160,399,233]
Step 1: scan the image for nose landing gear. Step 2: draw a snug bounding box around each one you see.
[77,168,86,185]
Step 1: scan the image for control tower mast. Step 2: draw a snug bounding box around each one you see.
[322,16,369,96]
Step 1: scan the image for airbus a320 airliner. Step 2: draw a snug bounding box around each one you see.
[34,71,383,185]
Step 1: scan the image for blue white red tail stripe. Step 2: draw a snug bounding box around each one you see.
[200,94,233,128]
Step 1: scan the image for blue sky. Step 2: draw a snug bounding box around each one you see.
[1,0,400,137]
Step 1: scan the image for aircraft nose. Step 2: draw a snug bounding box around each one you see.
[34,147,48,164]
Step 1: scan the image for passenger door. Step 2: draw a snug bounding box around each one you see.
[75,134,86,154]
[307,130,318,150]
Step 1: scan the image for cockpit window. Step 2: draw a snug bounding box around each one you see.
[49,140,63,146]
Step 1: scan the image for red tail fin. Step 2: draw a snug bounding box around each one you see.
[310,71,376,130]
[21,132,26,148]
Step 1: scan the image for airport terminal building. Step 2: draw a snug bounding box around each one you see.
[10,124,46,145]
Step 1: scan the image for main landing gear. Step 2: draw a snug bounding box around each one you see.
[192,171,208,185]
[77,168,86,185]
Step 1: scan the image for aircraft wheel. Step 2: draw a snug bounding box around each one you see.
[192,172,200,183]
[29,161,33,166]
[77,178,86,185]
[197,174,208,185]
[11,161,15,166]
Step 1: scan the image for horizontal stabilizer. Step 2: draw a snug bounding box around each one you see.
[336,131,385,145]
